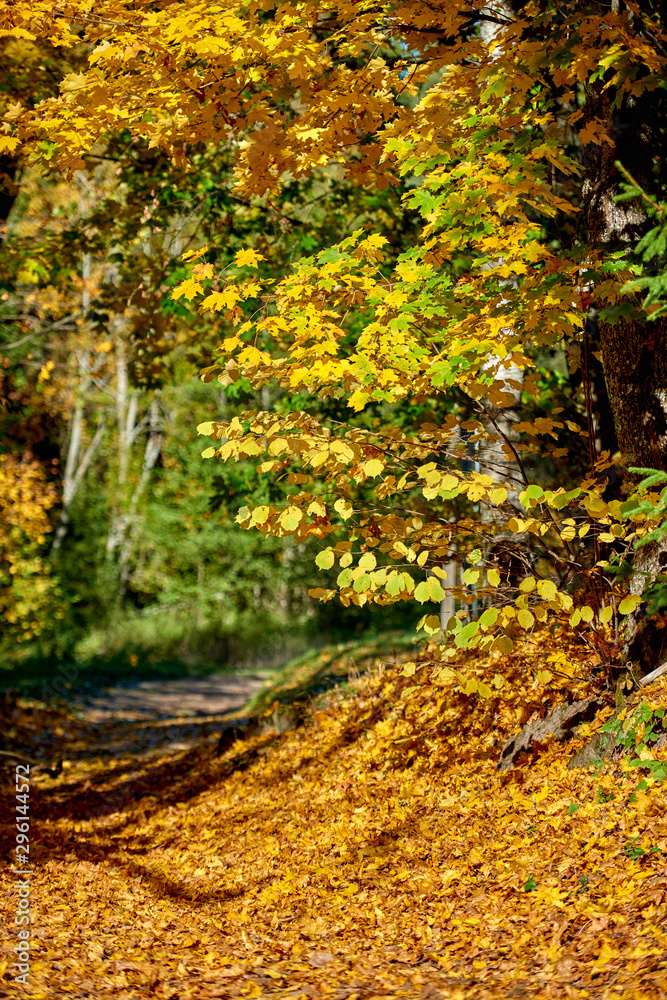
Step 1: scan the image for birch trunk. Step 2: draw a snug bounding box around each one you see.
[478,355,530,597]
[117,395,164,598]
[106,326,134,559]
[52,254,106,550]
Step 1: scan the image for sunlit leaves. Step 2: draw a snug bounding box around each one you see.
[234,248,266,268]
[10,0,663,659]
[517,608,535,630]
[316,548,335,570]
[362,459,384,479]
[537,579,558,601]
[334,498,354,521]
[600,606,614,625]
[619,594,642,616]
[279,506,303,531]
[519,484,545,507]
[358,552,377,571]
[478,607,498,630]
[171,277,203,302]
[414,576,446,604]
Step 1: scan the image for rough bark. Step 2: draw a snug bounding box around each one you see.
[598,319,667,472]
[583,81,667,674]
[570,314,619,464]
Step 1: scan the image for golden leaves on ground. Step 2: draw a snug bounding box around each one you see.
[4,640,667,998]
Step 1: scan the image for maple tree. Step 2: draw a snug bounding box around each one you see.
[5,4,667,994]
[2,3,667,670]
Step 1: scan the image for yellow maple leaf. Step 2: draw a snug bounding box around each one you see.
[235,248,266,268]
[172,277,203,301]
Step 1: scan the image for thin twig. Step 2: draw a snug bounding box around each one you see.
[615,161,665,218]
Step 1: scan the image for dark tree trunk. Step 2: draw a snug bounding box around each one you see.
[583,82,667,674]
[572,314,618,463]
[0,155,18,223]
[598,318,667,472]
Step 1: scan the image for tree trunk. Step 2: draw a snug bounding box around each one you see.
[106,326,133,559]
[600,312,667,674]
[597,318,667,473]
[583,83,667,674]
[439,557,458,630]
[117,394,164,599]
[0,155,18,223]
[52,255,105,550]
[478,356,532,597]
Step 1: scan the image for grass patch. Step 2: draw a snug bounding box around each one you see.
[245,630,417,720]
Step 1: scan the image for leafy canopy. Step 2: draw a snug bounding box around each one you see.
[3,0,667,664]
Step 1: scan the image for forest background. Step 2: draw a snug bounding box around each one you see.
[0,45,422,691]
[1,135,420,691]
[3,0,667,702]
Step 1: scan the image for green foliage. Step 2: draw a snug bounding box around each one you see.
[0,140,421,671]
[622,467,667,551]
[623,837,662,861]
[600,702,667,793]
[601,701,664,745]
[244,632,416,719]
[614,468,667,615]
[616,162,667,319]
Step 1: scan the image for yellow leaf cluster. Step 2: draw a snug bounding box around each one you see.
[0,454,59,639]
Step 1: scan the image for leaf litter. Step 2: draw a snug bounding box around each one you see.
[2,638,667,999]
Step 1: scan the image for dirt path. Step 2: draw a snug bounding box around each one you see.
[1,672,269,769]
[82,673,267,722]
[69,672,268,759]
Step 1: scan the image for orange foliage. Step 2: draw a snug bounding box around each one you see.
[2,3,666,653]
[0,453,59,641]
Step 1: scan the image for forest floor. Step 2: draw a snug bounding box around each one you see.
[2,636,667,999]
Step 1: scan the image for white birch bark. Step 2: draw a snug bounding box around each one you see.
[52,254,106,550]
